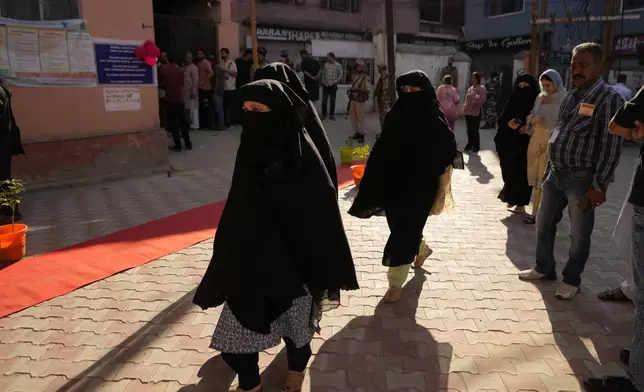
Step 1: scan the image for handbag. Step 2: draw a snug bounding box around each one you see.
[430,166,455,215]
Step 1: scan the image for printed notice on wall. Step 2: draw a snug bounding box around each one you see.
[0,18,97,86]
[103,88,141,111]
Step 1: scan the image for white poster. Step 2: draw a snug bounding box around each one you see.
[103,87,141,112]
[0,18,96,86]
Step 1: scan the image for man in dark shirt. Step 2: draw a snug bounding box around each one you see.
[235,49,253,125]
[299,50,320,102]
[584,86,644,392]
[159,56,191,152]
[518,43,623,299]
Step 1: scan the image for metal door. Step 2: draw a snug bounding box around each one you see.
[154,14,217,61]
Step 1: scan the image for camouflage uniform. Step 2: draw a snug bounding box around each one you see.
[374,72,391,131]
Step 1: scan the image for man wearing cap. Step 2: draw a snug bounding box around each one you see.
[373,63,391,133]
[348,60,370,143]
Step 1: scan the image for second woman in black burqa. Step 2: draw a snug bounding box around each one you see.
[193,80,358,392]
[348,70,457,303]
[254,62,338,193]
[495,74,540,214]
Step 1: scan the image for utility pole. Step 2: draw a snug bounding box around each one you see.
[385,0,396,102]
[249,0,259,67]
[529,0,540,75]
[601,0,619,79]
[537,0,548,75]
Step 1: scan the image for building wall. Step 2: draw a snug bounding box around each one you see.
[11,0,168,187]
[231,0,420,35]
[464,0,604,50]
[13,0,157,142]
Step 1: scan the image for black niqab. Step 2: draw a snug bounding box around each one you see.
[494,74,540,206]
[348,70,457,267]
[193,80,358,334]
[254,63,338,194]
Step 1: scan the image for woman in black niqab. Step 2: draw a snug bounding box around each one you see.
[348,70,457,303]
[494,74,540,213]
[192,80,358,392]
[254,62,338,193]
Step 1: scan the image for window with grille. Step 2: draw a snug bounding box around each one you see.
[483,0,524,17]
[320,0,359,13]
[314,57,374,84]
[0,0,80,21]
[419,0,442,23]
[623,0,644,11]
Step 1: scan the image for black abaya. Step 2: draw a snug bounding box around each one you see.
[494,74,540,207]
[348,71,457,267]
[254,63,338,194]
[193,80,358,335]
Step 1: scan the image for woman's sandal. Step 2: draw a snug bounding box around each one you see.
[383,287,403,303]
[597,287,632,302]
[282,370,305,392]
[414,245,433,268]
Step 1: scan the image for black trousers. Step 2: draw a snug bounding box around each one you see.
[198,89,213,129]
[465,115,482,150]
[321,84,338,116]
[166,102,191,148]
[221,338,311,391]
[223,90,237,126]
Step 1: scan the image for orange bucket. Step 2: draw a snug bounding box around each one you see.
[0,223,27,262]
[351,165,365,187]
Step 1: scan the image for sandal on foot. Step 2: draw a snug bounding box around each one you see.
[282,370,305,392]
[597,287,632,302]
[384,287,403,303]
[414,245,433,268]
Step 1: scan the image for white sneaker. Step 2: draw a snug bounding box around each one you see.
[556,283,579,300]
[518,268,549,280]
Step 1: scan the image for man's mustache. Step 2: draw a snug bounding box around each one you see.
[573,74,585,79]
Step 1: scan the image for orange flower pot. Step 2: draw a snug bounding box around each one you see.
[351,165,365,188]
[0,223,27,262]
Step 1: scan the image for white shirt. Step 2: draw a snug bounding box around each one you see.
[612,83,633,101]
[223,59,237,91]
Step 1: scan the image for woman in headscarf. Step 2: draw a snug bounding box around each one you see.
[193,80,358,392]
[254,62,338,193]
[494,74,540,214]
[523,69,567,224]
[348,70,457,303]
[435,74,459,131]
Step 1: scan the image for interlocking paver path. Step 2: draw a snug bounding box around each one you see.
[0,117,638,391]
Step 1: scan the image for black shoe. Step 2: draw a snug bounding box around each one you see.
[169,146,181,152]
[472,146,480,153]
[185,142,193,151]
[583,376,638,391]
[321,115,327,120]
[330,115,336,121]
[620,349,630,366]
[464,144,472,152]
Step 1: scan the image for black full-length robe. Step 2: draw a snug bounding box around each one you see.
[494,74,540,207]
[193,80,358,335]
[348,71,457,267]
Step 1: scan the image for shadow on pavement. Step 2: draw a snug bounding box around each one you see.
[501,214,632,384]
[465,152,494,185]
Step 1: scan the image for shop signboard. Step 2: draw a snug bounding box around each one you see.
[256,27,368,42]
[613,34,644,56]
[463,35,533,52]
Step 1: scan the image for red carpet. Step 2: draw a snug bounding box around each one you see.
[0,165,357,318]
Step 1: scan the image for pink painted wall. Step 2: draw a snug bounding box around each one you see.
[11,0,158,142]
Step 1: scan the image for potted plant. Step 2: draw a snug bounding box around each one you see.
[339,141,370,165]
[0,179,27,262]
